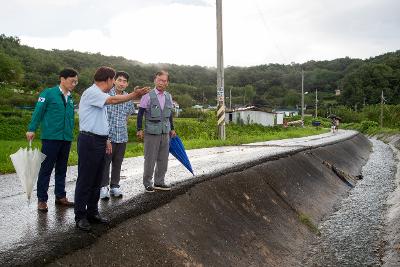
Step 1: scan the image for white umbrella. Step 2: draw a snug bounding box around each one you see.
[10,141,46,204]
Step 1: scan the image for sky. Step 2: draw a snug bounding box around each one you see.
[1,0,399,67]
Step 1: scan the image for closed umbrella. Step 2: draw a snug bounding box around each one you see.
[169,136,194,175]
[10,141,46,204]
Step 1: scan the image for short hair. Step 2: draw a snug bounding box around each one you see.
[115,71,130,82]
[154,70,169,81]
[94,66,116,82]
[59,68,78,79]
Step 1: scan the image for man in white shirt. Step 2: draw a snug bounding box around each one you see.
[75,66,149,231]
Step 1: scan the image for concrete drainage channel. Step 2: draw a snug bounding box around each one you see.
[304,138,398,266]
[47,134,384,266]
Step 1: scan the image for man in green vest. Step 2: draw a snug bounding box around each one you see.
[26,68,78,212]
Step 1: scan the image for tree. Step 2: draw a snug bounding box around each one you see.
[174,94,194,108]
[340,63,397,107]
[282,89,299,108]
[243,85,256,105]
[0,51,23,83]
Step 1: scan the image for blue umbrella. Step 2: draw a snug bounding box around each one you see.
[169,135,194,175]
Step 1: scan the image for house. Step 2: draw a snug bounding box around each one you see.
[172,101,181,117]
[132,99,140,114]
[226,106,284,126]
[192,104,203,110]
[273,108,299,117]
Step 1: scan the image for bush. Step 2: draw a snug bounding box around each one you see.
[333,106,364,123]
[358,120,379,133]
[179,108,205,118]
[303,116,332,128]
[0,109,80,140]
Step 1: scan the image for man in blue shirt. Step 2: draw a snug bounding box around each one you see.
[100,71,144,199]
[75,66,149,231]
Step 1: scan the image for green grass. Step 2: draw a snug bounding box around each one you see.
[0,110,328,174]
[299,213,321,236]
[342,122,400,135]
[0,126,328,174]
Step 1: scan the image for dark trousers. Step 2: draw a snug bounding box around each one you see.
[101,142,127,188]
[37,139,71,202]
[74,133,107,221]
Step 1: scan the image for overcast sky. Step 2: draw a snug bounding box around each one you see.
[1,0,399,67]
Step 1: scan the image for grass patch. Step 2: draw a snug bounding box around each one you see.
[0,111,329,174]
[342,122,400,135]
[0,126,328,174]
[299,213,320,236]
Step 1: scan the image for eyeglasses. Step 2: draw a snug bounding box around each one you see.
[70,80,78,85]
[156,78,168,83]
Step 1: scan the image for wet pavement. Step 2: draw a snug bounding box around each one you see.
[304,138,398,266]
[0,130,358,266]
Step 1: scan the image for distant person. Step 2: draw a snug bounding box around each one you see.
[137,70,176,193]
[330,117,339,133]
[26,68,78,212]
[75,66,149,231]
[335,118,340,132]
[100,71,146,199]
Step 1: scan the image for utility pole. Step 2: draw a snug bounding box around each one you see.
[315,89,318,118]
[216,0,225,139]
[301,69,304,123]
[229,88,232,110]
[380,90,384,128]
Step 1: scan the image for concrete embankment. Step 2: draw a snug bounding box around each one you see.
[50,133,371,266]
[379,134,400,266]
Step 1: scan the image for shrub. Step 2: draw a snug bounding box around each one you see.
[359,120,379,133]
[179,108,205,118]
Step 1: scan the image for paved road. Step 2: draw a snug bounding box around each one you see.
[0,130,357,266]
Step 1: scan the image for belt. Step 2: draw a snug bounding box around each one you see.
[80,131,108,139]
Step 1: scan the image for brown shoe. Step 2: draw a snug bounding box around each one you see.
[38,201,48,212]
[55,197,74,207]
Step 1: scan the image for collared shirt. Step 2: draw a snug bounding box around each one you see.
[139,88,167,110]
[107,87,135,143]
[59,86,71,103]
[78,84,109,136]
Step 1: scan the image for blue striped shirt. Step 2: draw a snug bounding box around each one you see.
[107,88,135,143]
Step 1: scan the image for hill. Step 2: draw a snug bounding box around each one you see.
[0,34,399,110]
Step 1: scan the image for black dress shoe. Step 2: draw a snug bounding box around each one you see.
[87,214,109,224]
[76,218,91,231]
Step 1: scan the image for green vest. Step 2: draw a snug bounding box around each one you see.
[144,90,173,135]
[28,86,75,141]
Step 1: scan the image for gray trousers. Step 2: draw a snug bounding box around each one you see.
[143,133,169,187]
[101,142,127,188]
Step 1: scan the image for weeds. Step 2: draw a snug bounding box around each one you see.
[299,213,321,236]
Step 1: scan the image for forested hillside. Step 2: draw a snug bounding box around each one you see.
[0,34,399,110]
